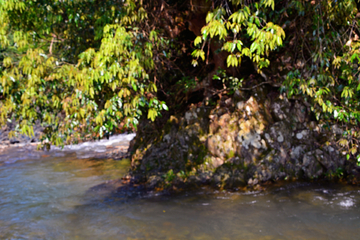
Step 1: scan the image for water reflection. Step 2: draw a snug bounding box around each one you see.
[0,143,359,239]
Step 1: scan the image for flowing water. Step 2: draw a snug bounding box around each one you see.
[0,134,360,239]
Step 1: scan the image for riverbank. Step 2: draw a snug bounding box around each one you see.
[0,120,43,146]
[1,102,360,193]
[0,117,137,161]
[0,133,135,163]
[129,88,360,191]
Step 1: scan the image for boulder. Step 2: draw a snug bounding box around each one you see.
[130,91,353,189]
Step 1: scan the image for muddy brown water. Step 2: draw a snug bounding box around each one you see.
[0,134,360,239]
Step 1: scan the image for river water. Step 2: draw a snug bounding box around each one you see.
[0,134,359,239]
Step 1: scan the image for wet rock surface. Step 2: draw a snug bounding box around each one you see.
[130,88,359,189]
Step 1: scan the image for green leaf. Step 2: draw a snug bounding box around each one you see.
[131,82,138,91]
[236,41,242,51]
[194,36,202,47]
[227,54,238,67]
[162,103,168,111]
[250,42,258,53]
[147,108,157,121]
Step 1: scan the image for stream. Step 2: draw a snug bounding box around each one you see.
[0,134,359,239]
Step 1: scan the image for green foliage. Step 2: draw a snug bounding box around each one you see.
[1,0,360,162]
[192,0,285,70]
[213,69,243,92]
[281,0,360,161]
[191,0,360,162]
[0,0,168,145]
[163,169,176,186]
[177,76,197,93]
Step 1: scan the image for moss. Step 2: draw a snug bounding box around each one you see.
[145,163,152,171]
[228,122,238,133]
[195,144,208,164]
[227,149,235,159]
[202,155,215,171]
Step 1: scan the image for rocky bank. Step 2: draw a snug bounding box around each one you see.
[2,88,359,191]
[129,86,360,190]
